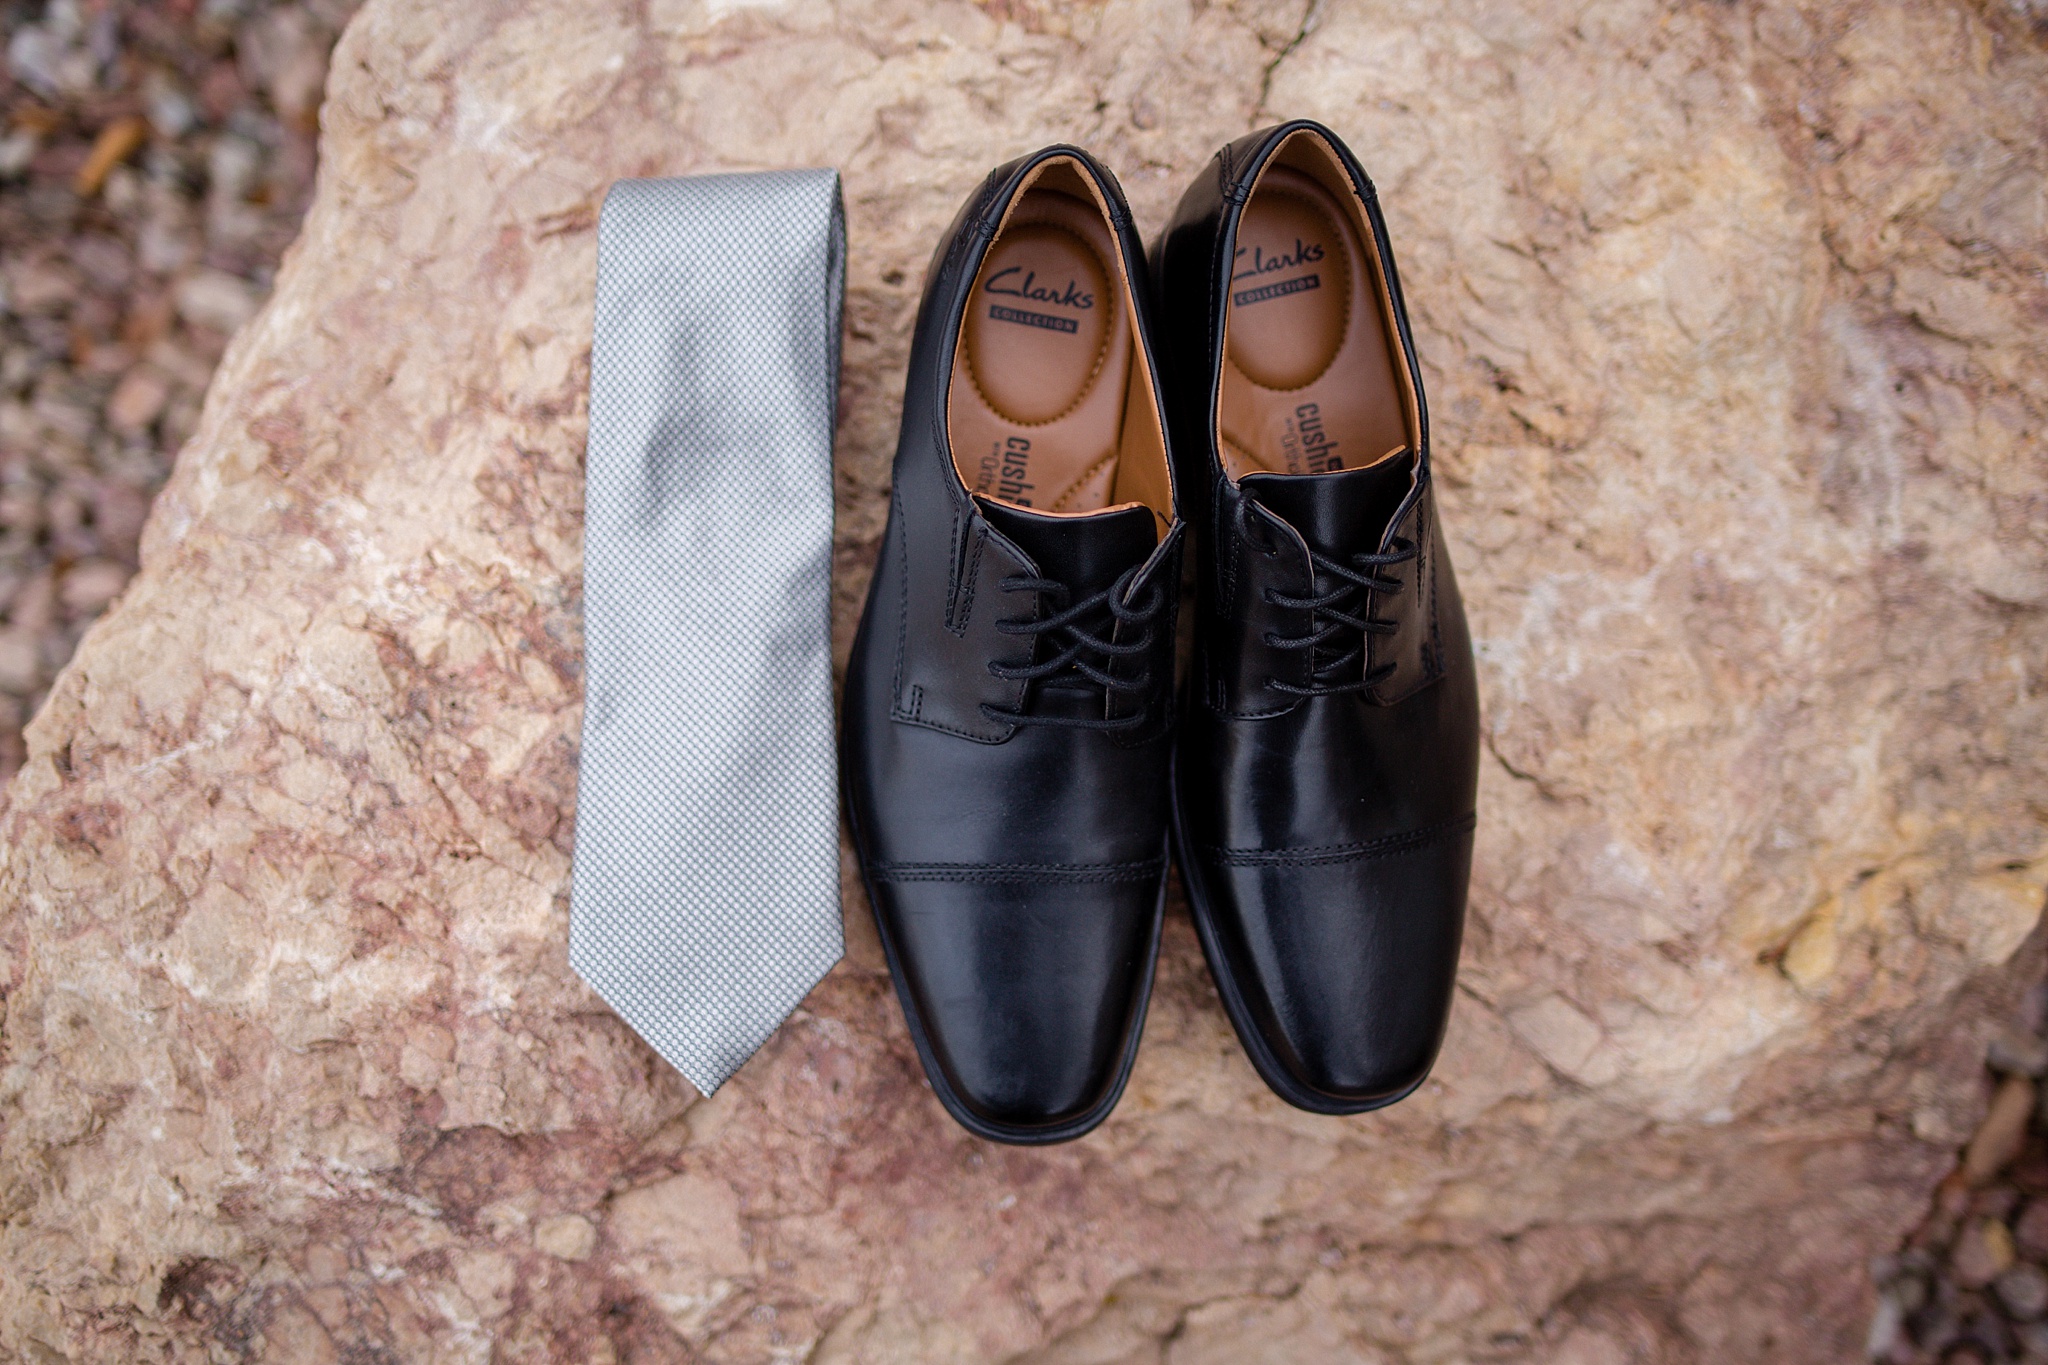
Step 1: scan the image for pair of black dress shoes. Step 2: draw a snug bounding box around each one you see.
[842,121,1480,1144]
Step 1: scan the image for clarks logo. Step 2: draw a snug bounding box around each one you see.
[1232,238,1325,280]
[984,267,1094,310]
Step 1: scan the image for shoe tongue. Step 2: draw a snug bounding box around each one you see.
[976,497,1160,593]
[1240,449,1416,557]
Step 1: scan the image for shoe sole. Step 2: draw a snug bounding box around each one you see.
[842,768,1166,1146]
[1167,744,1432,1117]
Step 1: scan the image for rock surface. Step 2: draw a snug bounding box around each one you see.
[2,0,2046,1360]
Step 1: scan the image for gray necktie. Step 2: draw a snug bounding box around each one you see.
[571,169,846,1096]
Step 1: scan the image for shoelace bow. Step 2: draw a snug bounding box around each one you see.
[1235,495,1417,697]
[980,563,1165,731]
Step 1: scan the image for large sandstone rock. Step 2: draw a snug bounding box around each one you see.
[3,0,2045,1359]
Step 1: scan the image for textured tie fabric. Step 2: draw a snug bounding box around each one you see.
[571,169,846,1096]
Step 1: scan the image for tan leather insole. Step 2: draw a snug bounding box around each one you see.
[1219,165,1409,479]
[950,188,1134,514]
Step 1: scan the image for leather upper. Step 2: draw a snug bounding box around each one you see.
[1154,121,1481,1112]
[842,146,1182,1142]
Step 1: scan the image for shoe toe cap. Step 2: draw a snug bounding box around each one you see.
[1205,826,1472,1110]
[873,874,1161,1136]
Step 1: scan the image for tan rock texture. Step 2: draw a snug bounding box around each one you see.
[2,0,2045,1359]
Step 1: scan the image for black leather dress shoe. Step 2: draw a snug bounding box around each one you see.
[1152,121,1480,1114]
[842,147,1183,1144]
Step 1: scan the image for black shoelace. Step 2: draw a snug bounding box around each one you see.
[980,564,1165,731]
[1236,496,1417,697]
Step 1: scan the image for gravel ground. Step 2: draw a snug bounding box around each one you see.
[1872,993,2048,1365]
[0,3,2040,1360]
[0,0,356,784]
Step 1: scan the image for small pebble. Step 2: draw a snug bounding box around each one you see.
[1868,1291,1906,1358]
[1969,1305,2018,1357]
[0,631,39,692]
[1912,1300,1961,1354]
[1954,1218,2018,1289]
[145,79,198,140]
[0,132,38,180]
[173,268,260,334]
[1967,1075,2037,1185]
[58,559,129,614]
[1992,1028,2048,1079]
[73,117,147,198]
[1998,1263,2048,1321]
[105,365,170,433]
[2016,1202,2048,1261]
